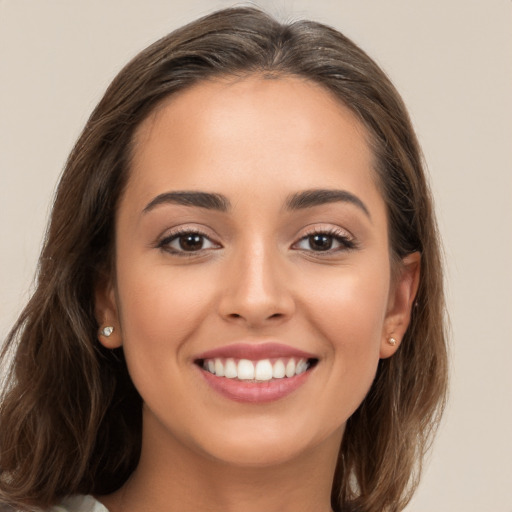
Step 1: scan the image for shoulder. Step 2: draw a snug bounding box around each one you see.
[48,495,109,512]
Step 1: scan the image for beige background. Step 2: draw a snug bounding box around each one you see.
[1,1,511,510]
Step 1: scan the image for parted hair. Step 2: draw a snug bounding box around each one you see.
[0,7,448,512]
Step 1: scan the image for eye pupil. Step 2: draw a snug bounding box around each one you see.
[309,234,332,251]
[179,234,203,251]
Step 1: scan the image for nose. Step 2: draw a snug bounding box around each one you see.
[218,242,295,328]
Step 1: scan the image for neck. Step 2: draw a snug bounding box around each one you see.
[100,409,342,512]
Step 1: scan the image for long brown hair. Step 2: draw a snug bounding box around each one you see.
[0,7,448,511]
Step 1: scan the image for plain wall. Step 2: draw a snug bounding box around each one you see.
[1,1,511,510]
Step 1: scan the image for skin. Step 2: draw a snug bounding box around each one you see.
[96,75,420,512]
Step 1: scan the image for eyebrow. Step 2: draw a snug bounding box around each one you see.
[285,189,371,219]
[143,191,231,213]
[142,188,370,219]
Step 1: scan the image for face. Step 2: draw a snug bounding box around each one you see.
[97,75,418,468]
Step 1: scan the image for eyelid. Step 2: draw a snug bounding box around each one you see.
[156,226,222,255]
[154,223,357,256]
[292,225,357,252]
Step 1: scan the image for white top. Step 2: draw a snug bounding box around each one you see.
[49,495,109,512]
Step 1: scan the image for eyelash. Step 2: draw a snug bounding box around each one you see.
[293,227,356,253]
[157,227,356,257]
[157,228,220,257]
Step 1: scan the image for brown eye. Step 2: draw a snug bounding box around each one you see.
[293,229,356,253]
[179,233,204,251]
[308,234,333,251]
[159,230,219,255]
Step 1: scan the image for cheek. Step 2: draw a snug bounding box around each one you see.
[298,263,390,407]
[114,262,218,382]
[303,263,390,344]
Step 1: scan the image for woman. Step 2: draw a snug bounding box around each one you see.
[0,7,448,512]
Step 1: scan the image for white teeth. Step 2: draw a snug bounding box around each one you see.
[237,359,255,380]
[285,359,296,378]
[272,359,286,378]
[203,357,311,381]
[214,359,224,377]
[224,358,237,379]
[296,359,308,375]
[255,360,273,381]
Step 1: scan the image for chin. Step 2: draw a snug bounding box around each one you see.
[192,418,342,469]
[206,440,308,468]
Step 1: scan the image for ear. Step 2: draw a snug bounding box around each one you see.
[380,252,421,358]
[94,275,122,349]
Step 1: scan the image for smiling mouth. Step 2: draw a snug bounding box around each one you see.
[196,357,319,382]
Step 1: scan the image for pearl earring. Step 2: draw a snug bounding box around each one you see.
[388,337,397,346]
[101,326,114,337]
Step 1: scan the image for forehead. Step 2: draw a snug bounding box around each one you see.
[124,75,383,217]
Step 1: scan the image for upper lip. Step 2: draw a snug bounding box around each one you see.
[194,342,318,361]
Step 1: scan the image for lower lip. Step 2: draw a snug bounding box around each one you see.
[198,367,312,403]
